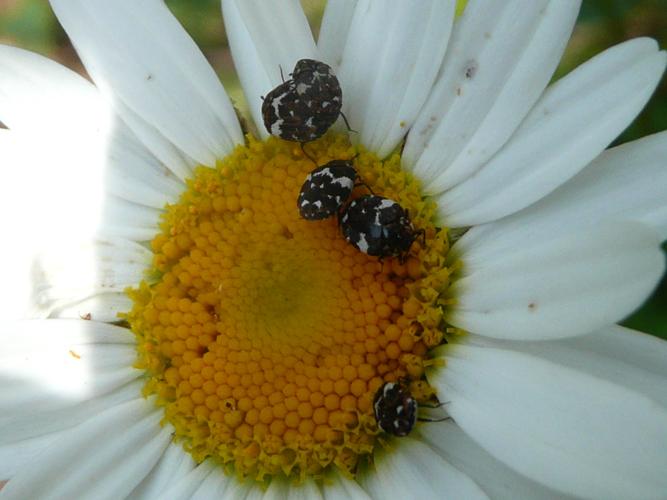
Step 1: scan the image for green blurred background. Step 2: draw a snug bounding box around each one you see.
[1,0,666,339]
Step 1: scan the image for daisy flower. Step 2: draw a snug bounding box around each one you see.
[1,0,667,498]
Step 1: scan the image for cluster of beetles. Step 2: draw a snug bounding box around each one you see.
[261,59,423,261]
[261,59,445,437]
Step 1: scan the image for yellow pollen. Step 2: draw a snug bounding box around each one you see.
[126,133,451,483]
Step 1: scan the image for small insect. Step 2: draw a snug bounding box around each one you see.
[373,381,449,437]
[262,59,343,143]
[373,381,418,437]
[339,195,422,258]
[297,159,357,220]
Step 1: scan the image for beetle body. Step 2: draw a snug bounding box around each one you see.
[262,59,342,142]
[373,381,418,437]
[297,160,357,220]
[340,195,418,258]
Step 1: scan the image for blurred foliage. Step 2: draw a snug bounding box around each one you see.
[0,0,666,338]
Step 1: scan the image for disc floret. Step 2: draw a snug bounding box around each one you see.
[126,133,451,483]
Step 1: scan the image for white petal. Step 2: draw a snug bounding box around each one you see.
[418,421,573,500]
[105,120,184,209]
[0,45,104,134]
[190,468,230,500]
[27,238,151,319]
[226,478,262,499]
[163,462,258,500]
[455,131,667,262]
[0,379,141,444]
[112,99,197,181]
[0,49,122,240]
[427,340,667,499]
[317,0,358,71]
[0,130,142,249]
[1,398,172,500]
[568,324,667,381]
[262,477,290,500]
[439,38,667,226]
[50,0,243,169]
[359,438,488,499]
[128,443,196,500]
[0,319,135,350]
[405,0,580,193]
[222,0,318,137]
[0,52,167,249]
[322,472,371,500]
[334,0,455,157]
[0,380,142,479]
[476,327,667,409]
[0,129,105,244]
[0,46,184,208]
[162,460,218,500]
[100,195,163,242]
[292,479,324,500]
[249,477,325,500]
[0,320,140,416]
[50,292,133,323]
[0,429,64,480]
[0,50,165,317]
[448,221,665,340]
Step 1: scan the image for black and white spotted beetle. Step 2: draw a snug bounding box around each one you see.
[262,59,342,143]
[373,381,418,437]
[340,195,423,259]
[297,159,357,220]
[373,381,449,437]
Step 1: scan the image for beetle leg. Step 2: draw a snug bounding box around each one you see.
[340,111,357,134]
[299,142,317,165]
[417,416,453,423]
[353,181,375,195]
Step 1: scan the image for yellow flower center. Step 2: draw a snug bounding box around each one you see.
[126,133,451,483]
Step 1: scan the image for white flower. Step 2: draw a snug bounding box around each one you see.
[1,1,666,499]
